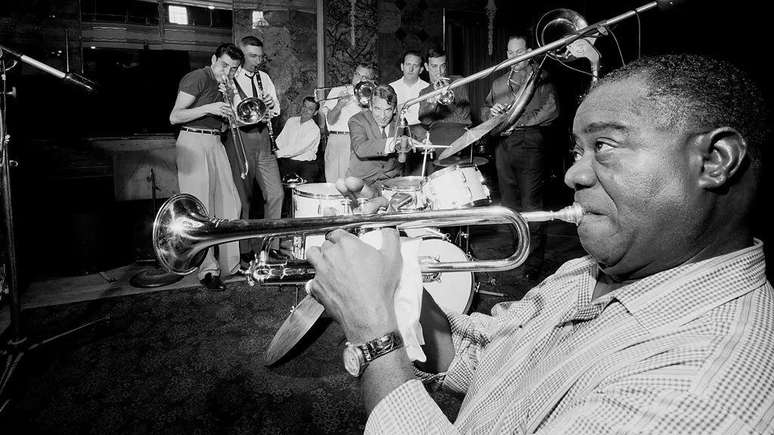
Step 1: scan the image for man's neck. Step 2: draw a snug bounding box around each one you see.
[402,76,419,86]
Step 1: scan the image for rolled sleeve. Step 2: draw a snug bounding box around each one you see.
[365,379,457,434]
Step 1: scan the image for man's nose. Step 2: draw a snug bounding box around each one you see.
[564,154,596,190]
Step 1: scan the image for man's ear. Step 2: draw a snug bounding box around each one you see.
[697,127,748,189]
[211,54,217,65]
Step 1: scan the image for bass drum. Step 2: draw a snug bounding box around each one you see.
[419,238,474,314]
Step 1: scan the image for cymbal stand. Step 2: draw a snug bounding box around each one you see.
[0,48,108,414]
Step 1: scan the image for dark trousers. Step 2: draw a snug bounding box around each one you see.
[223,125,284,253]
[278,158,320,184]
[495,127,547,273]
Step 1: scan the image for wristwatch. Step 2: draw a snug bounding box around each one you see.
[342,331,404,377]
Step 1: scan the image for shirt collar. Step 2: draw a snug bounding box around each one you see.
[556,241,767,330]
[608,240,766,332]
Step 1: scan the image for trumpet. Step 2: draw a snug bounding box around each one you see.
[432,77,455,105]
[315,80,376,107]
[152,193,583,285]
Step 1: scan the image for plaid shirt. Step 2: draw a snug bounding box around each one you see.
[366,241,774,434]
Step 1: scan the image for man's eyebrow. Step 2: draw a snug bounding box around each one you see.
[583,121,630,135]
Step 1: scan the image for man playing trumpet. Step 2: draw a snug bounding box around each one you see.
[321,63,376,182]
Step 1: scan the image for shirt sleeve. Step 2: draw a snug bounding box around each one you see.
[365,380,458,434]
[536,387,757,434]
[348,115,390,158]
[178,69,205,97]
[261,72,281,117]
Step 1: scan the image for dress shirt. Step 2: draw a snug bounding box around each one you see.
[232,67,280,118]
[275,116,320,161]
[367,240,774,434]
[389,77,429,126]
[322,85,362,132]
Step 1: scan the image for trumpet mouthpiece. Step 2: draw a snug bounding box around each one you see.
[521,203,584,225]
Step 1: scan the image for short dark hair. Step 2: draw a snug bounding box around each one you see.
[240,36,264,48]
[426,47,446,61]
[214,43,243,62]
[401,50,423,64]
[593,54,769,173]
[303,96,319,111]
[371,84,398,108]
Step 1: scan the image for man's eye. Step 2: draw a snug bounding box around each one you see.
[594,141,614,153]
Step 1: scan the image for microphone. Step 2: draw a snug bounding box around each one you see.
[0,44,98,94]
[396,115,409,163]
[656,0,688,10]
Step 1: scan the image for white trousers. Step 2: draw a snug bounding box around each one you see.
[175,130,241,279]
[324,134,351,182]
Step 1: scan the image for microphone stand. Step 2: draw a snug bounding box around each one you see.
[0,47,108,414]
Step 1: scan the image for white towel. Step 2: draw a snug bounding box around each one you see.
[360,230,426,362]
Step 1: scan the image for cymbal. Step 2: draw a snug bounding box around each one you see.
[437,113,506,160]
[434,155,489,167]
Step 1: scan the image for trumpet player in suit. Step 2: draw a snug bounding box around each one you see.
[320,63,376,182]
[418,47,472,155]
[223,36,284,263]
[169,43,243,291]
[346,84,424,186]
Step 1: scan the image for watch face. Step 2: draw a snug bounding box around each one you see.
[343,346,363,377]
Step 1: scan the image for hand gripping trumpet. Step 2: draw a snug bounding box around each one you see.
[152,194,584,285]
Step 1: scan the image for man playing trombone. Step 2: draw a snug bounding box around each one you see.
[320,63,376,182]
[483,33,559,282]
[169,43,243,291]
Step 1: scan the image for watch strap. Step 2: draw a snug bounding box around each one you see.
[359,331,404,363]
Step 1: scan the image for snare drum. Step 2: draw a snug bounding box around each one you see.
[292,183,351,258]
[422,164,491,210]
[419,238,474,314]
[378,176,427,211]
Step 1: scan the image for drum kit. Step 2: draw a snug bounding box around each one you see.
[286,154,495,315]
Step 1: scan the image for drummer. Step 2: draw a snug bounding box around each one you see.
[346,84,424,186]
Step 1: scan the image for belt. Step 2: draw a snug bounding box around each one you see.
[328,131,349,135]
[182,126,222,135]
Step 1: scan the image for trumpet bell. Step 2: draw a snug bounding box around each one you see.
[536,8,590,61]
[153,193,210,275]
[236,97,267,125]
[433,77,455,105]
[354,80,376,106]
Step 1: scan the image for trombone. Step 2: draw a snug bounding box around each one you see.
[399,0,682,129]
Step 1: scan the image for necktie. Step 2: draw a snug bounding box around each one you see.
[247,72,259,98]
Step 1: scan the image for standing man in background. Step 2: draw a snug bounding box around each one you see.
[169,43,242,291]
[483,33,559,282]
[223,36,284,263]
[276,96,322,183]
[418,47,472,163]
[321,63,376,183]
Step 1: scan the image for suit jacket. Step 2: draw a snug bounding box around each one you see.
[481,66,559,128]
[346,110,401,185]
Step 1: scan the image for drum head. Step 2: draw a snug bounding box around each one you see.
[419,238,473,314]
[293,183,343,199]
[380,176,425,191]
